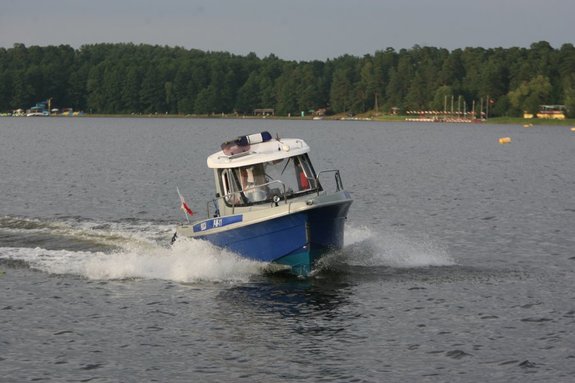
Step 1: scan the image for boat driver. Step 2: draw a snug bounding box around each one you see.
[240,165,267,202]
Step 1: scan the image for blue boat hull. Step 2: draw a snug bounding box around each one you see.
[193,200,352,276]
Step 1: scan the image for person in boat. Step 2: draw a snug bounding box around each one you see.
[221,155,317,207]
[239,164,268,203]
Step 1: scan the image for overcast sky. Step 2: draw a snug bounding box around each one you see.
[1,0,573,61]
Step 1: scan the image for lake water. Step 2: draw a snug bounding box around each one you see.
[1,117,574,382]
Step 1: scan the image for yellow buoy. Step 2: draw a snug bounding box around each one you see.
[499,137,511,144]
[571,127,575,132]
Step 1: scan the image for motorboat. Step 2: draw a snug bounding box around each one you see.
[174,131,352,276]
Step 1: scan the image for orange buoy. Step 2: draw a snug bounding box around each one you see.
[499,137,511,144]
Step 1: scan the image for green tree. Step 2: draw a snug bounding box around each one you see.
[558,44,575,117]
[122,67,142,113]
[274,63,299,115]
[508,75,552,115]
[385,52,413,111]
[1,41,574,118]
[140,67,166,113]
[194,85,218,114]
[329,55,359,113]
[405,71,428,110]
[236,72,261,113]
[431,85,453,111]
[86,65,105,113]
[296,62,326,112]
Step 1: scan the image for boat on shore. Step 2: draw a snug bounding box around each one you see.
[173,131,352,276]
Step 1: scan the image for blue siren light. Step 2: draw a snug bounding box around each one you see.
[220,131,272,155]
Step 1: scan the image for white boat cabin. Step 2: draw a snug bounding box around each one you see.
[207,135,322,214]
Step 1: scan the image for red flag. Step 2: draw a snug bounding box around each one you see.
[181,201,193,216]
[177,187,193,218]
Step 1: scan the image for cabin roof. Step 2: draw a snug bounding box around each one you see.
[207,138,310,169]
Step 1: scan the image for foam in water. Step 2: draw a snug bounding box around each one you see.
[0,216,171,249]
[0,238,264,283]
[338,225,455,268]
[89,238,264,282]
[0,218,455,283]
[0,217,266,283]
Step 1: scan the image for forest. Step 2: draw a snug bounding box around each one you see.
[0,41,574,117]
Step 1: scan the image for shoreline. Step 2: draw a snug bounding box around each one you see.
[2,113,574,126]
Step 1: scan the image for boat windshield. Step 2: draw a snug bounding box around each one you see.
[220,154,319,206]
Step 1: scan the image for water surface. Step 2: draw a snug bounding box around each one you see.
[1,117,574,382]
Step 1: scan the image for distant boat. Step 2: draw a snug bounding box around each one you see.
[27,100,51,117]
[173,131,353,276]
[26,111,49,117]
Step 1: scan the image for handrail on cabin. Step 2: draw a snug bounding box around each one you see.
[207,180,288,216]
[315,169,343,195]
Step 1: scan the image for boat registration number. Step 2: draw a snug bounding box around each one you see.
[193,215,243,233]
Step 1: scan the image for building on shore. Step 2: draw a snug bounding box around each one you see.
[523,105,567,120]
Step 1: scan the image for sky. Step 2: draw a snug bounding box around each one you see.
[1,0,574,61]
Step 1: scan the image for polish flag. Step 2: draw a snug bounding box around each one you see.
[177,187,193,216]
[181,201,193,216]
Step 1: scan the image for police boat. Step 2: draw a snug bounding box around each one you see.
[174,131,352,276]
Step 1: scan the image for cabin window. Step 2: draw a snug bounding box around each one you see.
[257,154,318,198]
[219,155,319,207]
[219,169,243,205]
[295,156,313,191]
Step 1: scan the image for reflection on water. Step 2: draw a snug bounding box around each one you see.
[219,276,354,318]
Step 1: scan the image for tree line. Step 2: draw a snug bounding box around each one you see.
[0,41,574,117]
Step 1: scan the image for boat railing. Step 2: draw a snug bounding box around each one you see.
[315,169,344,195]
[207,180,288,216]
